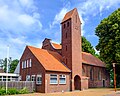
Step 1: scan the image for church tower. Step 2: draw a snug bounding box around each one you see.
[61,8,82,90]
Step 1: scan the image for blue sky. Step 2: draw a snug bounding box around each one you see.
[0,0,120,59]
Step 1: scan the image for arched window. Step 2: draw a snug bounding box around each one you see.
[98,70,101,80]
[82,66,85,76]
[90,67,93,80]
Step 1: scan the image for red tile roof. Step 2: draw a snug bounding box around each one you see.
[50,43,106,67]
[82,52,106,67]
[27,46,70,72]
[51,43,62,49]
[62,8,76,23]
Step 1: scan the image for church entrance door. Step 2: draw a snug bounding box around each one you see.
[74,75,81,90]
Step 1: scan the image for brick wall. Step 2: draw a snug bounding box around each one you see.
[45,71,70,93]
[20,47,46,93]
[82,63,110,88]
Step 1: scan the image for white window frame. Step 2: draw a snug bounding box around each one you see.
[27,60,29,68]
[24,61,26,68]
[26,75,30,81]
[29,59,32,67]
[50,74,58,84]
[22,61,24,69]
[31,75,35,81]
[59,75,66,84]
[36,74,42,84]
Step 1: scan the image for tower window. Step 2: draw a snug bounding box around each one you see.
[67,22,69,27]
[66,58,67,64]
[66,45,67,51]
[64,24,66,28]
[76,15,77,23]
[66,32,67,38]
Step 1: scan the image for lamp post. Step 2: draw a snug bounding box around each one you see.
[113,63,116,92]
[6,46,9,94]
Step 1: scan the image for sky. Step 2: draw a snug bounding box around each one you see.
[0,0,120,60]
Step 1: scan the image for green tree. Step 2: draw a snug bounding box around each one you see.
[95,8,120,86]
[10,59,19,73]
[82,36,98,57]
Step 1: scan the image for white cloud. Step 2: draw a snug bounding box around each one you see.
[50,7,68,28]
[0,0,42,59]
[78,0,120,17]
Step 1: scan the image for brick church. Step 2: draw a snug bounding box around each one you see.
[20,8,110,93]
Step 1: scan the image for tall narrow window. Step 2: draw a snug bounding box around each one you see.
[29,59,32,67]
[26,75,30,81]
[66,32,67,38]
[90,67,93,80]
[24,60,26,68]
[67,22,69,27]
[64,24,66,28]
[50,74,57,84]
[36,74,42,84]
[66,45,67,51]
[76,15,77,23]
[22,61,24,69]
[98,70,101,80]
[66,58,67,64]
[27,60,29,68]
[82,66,85,76]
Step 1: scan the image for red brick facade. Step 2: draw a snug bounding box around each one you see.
[20,8,110,93]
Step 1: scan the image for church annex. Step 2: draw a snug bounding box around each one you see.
[20,8,110,93]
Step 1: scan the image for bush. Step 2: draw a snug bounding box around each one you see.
[0,87,29,95]
[7,88,19,95]
[0,87,6,95]
[19,87,28,94]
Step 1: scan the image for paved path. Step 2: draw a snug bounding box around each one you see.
[10,88,120,96]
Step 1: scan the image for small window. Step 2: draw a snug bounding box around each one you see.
[50,74,57,84]
[26,75,30,81]
[36,74,42,84]
[67,22,69,27]
[66,45,67,51]
[64,24,66,28]
[29,59,32,67]
[31,75,35,81]
[59,75,66,84]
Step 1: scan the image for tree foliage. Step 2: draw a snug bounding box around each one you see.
[82,36,99,57]
[10,59,19,73]
[0,58,19,73]
[95,8,120,86]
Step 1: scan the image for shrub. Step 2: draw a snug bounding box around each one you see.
[0,87,6,95]
[7,88,19,95]
[19,87,28,94]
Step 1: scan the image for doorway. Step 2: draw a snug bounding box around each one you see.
[103,80,105,87]
[74,75,81,90]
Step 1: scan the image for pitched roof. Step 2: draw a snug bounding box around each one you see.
[27,46,70,72]
[82,52,106,67]
[61,8,76,23]
[51,43,62,49]
[49,43,106,67]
